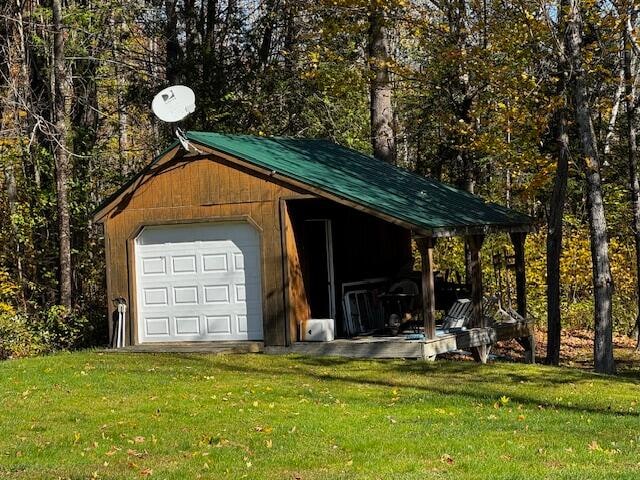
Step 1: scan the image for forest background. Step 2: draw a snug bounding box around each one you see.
[2,0,639,373]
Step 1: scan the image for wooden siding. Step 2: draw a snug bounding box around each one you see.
[102,154,306,347]
[282,201,311,343]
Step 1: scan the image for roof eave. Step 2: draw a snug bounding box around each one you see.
[415,222,535,239]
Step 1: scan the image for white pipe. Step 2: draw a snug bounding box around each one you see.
[116,302,127,348]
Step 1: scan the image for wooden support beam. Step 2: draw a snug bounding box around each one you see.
[467,234,488,363]
[417,237,437,340]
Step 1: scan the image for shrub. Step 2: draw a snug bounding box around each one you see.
[39,305,92,351]
[0,312,47,360]
[0,306,92,360]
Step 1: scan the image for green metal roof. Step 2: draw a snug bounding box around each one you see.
[185,131,531,235]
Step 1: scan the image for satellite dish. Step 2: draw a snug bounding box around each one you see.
[151,85,201,153]
[151,85,196,122]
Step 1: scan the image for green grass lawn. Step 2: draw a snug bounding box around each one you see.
[1,352,639,479]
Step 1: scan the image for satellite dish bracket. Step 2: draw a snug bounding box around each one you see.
[175,128,203,154]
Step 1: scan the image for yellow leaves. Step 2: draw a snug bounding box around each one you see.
[0,302,15,315]
[105,446,120,456]
[0,270,18,304]
[583,155,599,172]
[309,51,320,67]
[588,440,602,451]
[388,388,401,406]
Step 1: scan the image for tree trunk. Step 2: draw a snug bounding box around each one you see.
[258,0,276,70]
[546,7,571,364]
[623,12,640,351]
[52,0,73,309]
[565,0,615,374]
[368,5,395,163]
[165,0,181,84]
[546,105,569,365]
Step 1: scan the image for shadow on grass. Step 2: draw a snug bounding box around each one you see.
[108,351,640,418]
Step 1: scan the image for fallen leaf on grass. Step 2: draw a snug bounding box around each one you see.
[140,467,153,477]
[588,440,602,451]
[441,453,454,465]
[127,449,148,458]
[105,446,120,456]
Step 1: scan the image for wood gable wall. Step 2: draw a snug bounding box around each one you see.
[101,152,309,346]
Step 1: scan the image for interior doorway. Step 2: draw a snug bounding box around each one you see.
[301,219,336,319]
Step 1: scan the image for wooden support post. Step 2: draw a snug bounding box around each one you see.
[510,231,535,364]
[509,232,527,318]
[467,234,488,363]
[417,237,437,341]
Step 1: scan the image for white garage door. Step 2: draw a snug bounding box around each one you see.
[134,223,263,343]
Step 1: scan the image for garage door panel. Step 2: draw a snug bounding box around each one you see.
[206,315,232,334]
[203,284,230,304]
[145,316,170,336]
[174,316,200,335]
[142,257,166,275]
[171,255,197,274]
[136,223,263,343]
[234,284,246,302]
[143,287,168,306]
[173,286,198,305]
[236,314,248,333]
[202,253,228,272]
